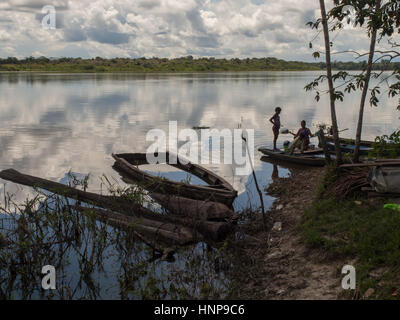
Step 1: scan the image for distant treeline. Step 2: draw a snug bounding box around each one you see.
[0,56,399,72]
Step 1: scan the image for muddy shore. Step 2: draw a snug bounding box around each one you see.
[234,166,347,300]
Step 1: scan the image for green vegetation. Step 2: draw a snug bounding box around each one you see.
[0,175,232,299]
[370,130,400,158]
[300,169,400,299]
[315,163,340,199]
[1,56,399,73]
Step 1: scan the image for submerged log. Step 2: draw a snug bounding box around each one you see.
[171,216,234,242]
[0,169,150,217]
[150,193,239,222]
[0,169,234,242]
[73,205,198,248]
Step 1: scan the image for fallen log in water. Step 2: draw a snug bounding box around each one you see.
[72,205,196,250]
[0,169,149,217]
[0,169,234,243]
[150,193,239,222]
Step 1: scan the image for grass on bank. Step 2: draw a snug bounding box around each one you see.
[299,166,400,299]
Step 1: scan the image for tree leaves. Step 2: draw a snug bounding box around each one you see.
[315,91,321,102]
[345,82,356,93]
[306,19,322,30]
[369,86,381,107]
[313,51,320,59]
[333,90,344,102]
[306,0,400,115]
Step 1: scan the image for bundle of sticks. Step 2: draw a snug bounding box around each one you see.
[325,167,370,198]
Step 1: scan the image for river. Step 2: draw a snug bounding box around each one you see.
[0,71,398,299]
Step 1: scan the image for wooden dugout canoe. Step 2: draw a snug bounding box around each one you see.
[325,135,374,147]
[112,152,238,206]
[326,141,372,156]
[258,148,326,167]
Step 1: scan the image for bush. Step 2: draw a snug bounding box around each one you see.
[370,130,400,158]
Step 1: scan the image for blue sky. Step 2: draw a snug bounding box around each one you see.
[0,0,398,61]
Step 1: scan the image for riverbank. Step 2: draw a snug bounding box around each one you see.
[2,162,400,299]
[2,56,399,73]
[0,57,321,73]
[230,166,343,299]
[233,163,400,300]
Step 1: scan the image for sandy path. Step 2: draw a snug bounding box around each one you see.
[246,166,345,299]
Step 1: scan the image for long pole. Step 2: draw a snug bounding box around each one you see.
[240,120,266,230]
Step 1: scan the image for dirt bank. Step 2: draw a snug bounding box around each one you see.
[234,166,346,300]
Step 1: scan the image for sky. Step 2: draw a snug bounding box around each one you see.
[0,0,398,61]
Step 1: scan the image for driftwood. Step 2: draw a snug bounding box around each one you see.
[0,169,234,243]
[340,161,400,169]
[325,167,370,198]
[72,205,191,253]
[0,169,155,218]
[150,193,239,222]
[112,153,237,206]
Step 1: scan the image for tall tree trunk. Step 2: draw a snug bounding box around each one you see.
[319,0,342,164]
[353,1,381,163]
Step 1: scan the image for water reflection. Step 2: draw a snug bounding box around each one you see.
[0,72,398,298]
[0,71,397,207]
[0,209,230,300]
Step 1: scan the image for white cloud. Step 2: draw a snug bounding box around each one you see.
[0,0,397,60]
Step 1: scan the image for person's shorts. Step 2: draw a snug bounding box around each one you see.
[272,126,280,136]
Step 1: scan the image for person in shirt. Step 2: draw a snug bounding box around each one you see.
[289,120,314,154]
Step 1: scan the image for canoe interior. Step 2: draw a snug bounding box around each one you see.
[258,148,326,167]
[113,152,235,191]
[260,156,319,170]
[112,153,238,206]
[137,164,209,186]
[257,146,324,156]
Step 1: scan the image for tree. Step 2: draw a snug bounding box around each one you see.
[307,0,400,163]
[330,0,400,162]
[306,0,343,164]
[354,1,381,162]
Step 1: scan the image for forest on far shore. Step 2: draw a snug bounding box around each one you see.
[0,56,399,72]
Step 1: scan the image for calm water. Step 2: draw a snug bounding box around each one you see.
[1,72,398,206]
[0,71,398,299]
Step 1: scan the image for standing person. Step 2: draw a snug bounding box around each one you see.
[289,120,314,154]
[269,107,282,151]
